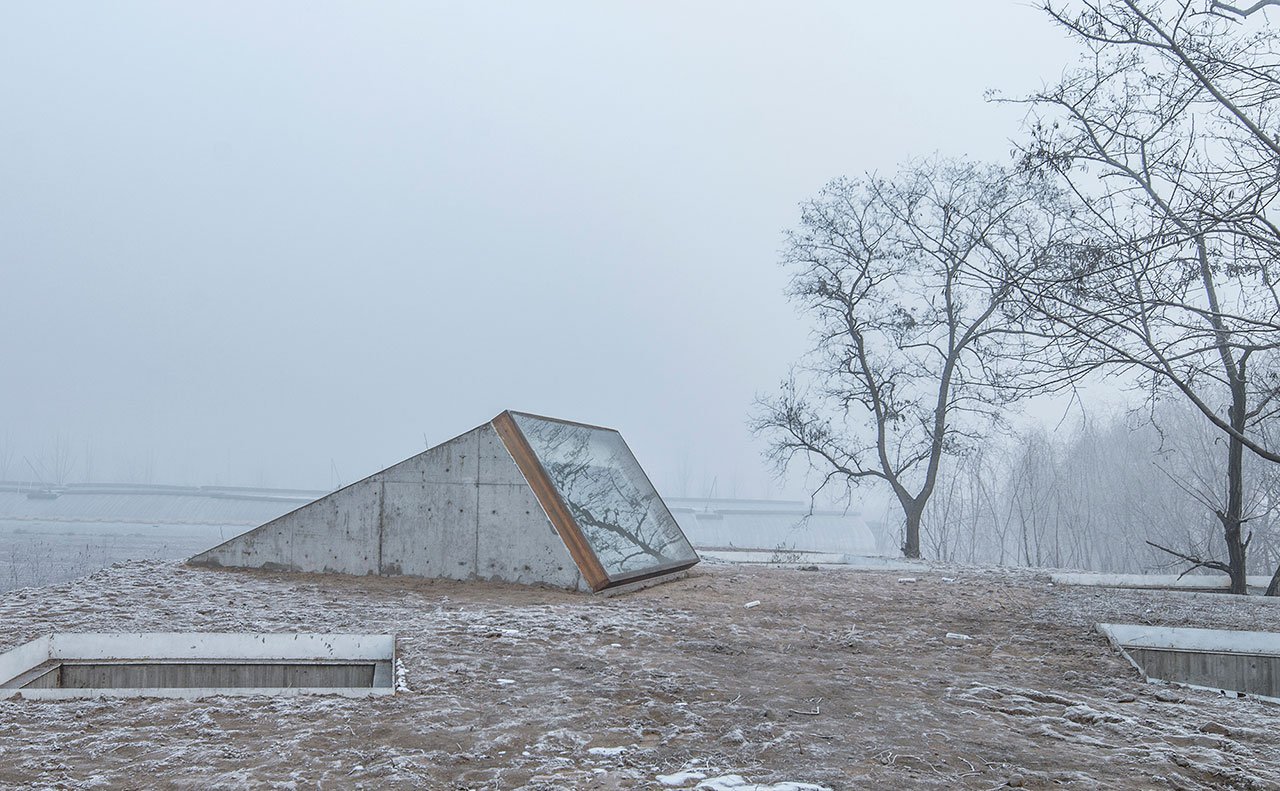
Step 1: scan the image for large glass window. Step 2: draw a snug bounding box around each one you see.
[511,413,698,580]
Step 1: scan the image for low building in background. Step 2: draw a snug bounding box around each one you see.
[666,496,877,563]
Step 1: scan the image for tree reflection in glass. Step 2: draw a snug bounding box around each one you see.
[511,413,697,577]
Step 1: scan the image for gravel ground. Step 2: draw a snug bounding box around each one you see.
[1,559,1278,790]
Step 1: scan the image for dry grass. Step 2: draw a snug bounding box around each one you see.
[1,559,1278,789]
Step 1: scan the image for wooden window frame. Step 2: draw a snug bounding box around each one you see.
[491,410,698,592]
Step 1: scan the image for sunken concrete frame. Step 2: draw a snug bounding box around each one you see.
[0,633,395,699]
[189,411,699,592]
[1099,623,1280,702]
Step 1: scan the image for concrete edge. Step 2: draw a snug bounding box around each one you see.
[47,633,396,662]
[1096,623,1150,681]
[1,686,395,700]
[1097,623,1280,655]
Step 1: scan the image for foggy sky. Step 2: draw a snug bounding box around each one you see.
[0,2,1080,499]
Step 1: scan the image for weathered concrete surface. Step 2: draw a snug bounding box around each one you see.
[189,424,585,590]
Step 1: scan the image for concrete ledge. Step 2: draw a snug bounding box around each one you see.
[1098,623,1280,656]
[46,632,395,661]
[7,686,393,700]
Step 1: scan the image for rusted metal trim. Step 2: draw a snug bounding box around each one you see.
[491,411,610,591]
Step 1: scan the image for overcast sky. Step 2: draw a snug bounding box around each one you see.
[0,2,1082,498]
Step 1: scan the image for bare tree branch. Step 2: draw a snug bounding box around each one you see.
[1210,0,1280,19]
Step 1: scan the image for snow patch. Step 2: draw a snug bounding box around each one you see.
[658,769,708,786]
[694,774,831,791]
[394,658,410,693]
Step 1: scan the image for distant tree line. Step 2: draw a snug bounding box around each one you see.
[917,403,1280,591]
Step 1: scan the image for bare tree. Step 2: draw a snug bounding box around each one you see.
[754,158,1072,558]
[1013,0,1280,592]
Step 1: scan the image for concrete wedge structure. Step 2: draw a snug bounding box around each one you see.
[189,412,699,592]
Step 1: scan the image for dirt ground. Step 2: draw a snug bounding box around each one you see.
[1,559,1278,790]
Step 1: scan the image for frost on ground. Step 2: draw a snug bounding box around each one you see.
[2,561,1279,789]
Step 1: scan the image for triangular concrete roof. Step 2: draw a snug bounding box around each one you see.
[189,412,699,592]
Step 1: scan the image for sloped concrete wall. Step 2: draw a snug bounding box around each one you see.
[189,424,585,590]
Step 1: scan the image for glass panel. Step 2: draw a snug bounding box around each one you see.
[511,413,698,578]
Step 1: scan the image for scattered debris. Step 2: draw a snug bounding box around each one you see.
[744,600,761,609]
[946,632,973,641]
[897,577,917,583]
